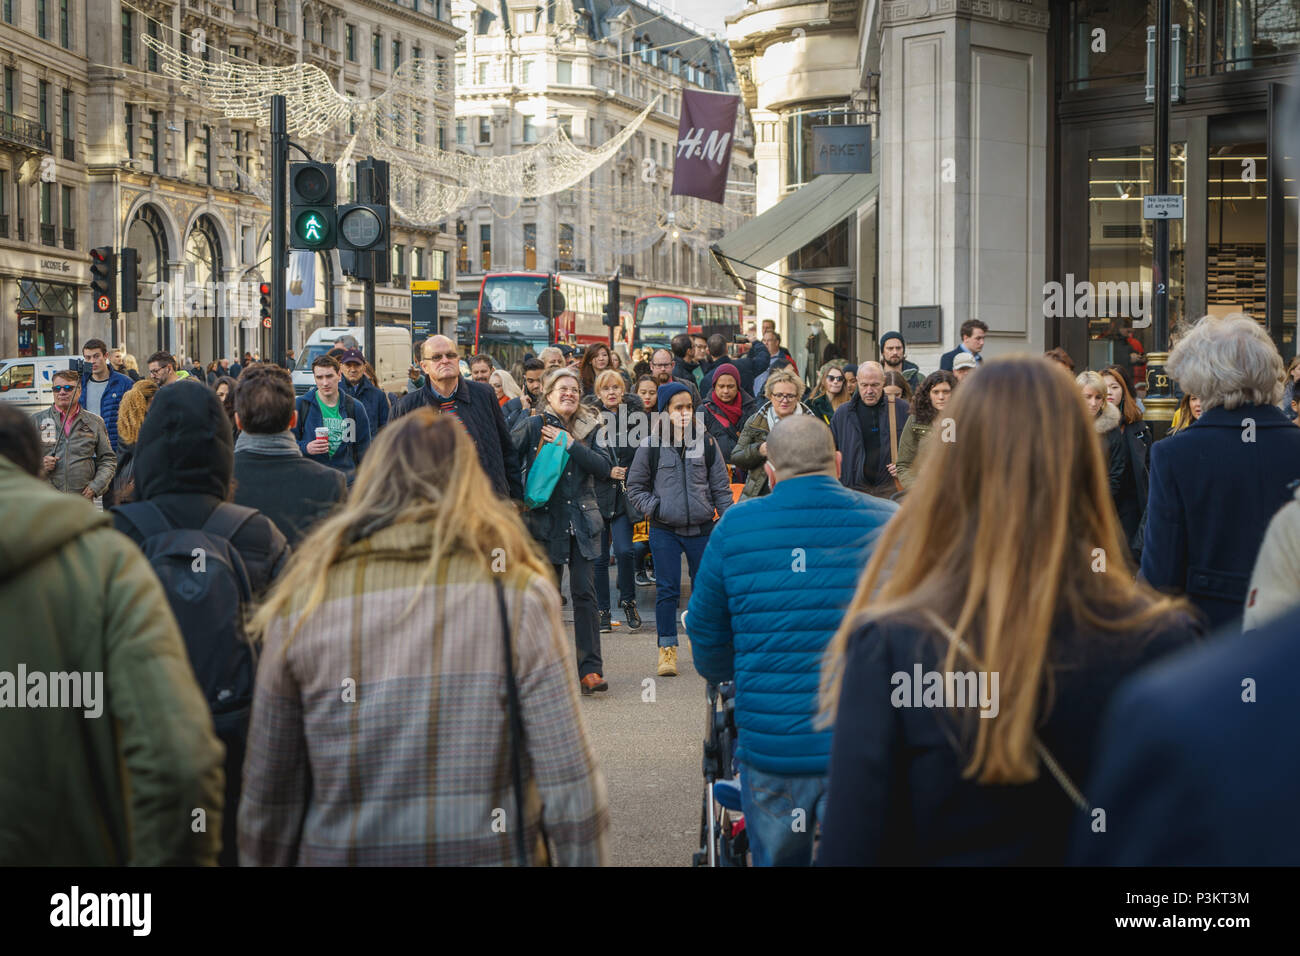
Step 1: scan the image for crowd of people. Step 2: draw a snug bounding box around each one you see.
[4,310,1299,867]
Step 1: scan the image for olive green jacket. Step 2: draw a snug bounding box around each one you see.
[895,416,931,490]
[31,404,116,496]
[0,458,224,864]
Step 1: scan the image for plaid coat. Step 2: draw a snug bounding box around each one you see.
[238,522,610,866]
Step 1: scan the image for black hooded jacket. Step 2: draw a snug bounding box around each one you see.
[112,379,289,595]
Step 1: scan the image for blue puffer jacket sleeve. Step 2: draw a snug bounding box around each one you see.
[686,507,736,684]
[80,370,132,452]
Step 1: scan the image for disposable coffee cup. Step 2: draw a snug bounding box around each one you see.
[315,427,329,441]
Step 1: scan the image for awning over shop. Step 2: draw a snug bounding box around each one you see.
[711,172,877,289]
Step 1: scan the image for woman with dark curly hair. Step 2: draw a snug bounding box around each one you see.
[214,375,240,442]
[894,370,956,490]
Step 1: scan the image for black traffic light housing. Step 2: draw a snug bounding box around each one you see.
[336,203,389,254]
[90,246,116,313]
[119,247,140,313]
[289,162,337,251]
[259,281,272,325]
[604,275,620,327]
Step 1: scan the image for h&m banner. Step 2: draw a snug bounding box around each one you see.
[670,90,740,205]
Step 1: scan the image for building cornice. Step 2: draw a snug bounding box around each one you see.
[879,0,1048,32]
[352,0,465,41]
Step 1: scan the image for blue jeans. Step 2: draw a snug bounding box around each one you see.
[647,526,709,648]
[739,764,829,867]
[594,513,635,611]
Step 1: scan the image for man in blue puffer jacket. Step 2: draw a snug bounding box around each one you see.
[337,348,391,434]
[686,414,898,866]
[79,338,133,452]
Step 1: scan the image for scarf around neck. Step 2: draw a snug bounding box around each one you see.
[709,364,744,427]
[235,429,302,457]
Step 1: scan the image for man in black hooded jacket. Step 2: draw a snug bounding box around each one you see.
[111,378,288,866]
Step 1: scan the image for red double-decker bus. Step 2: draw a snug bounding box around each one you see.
[474,272,625,368]
[632,293,746,353]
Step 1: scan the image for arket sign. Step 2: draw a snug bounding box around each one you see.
[812,125,872,175]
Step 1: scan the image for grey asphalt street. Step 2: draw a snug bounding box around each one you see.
[562,561,708,867]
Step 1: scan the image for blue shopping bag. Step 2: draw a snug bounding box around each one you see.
[524,430,570,509]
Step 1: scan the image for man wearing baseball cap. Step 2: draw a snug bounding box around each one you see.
[952,351,977,381]
[879,331,923,391]
[337,348,390,433]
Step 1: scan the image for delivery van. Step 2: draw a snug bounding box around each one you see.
[0,356,84,413]
[291,326,413,396]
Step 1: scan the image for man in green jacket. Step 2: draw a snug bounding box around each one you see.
[0,409,224,865]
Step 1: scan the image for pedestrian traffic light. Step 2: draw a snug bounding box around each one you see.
[259,281,272,326]
[119,247,140,313]
[604,274,620,327]
[90,246,116,313]
[289,162,337,251]
[336,203,389,253]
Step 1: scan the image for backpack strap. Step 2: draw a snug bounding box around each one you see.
[200,502,259,542]
[199,503,259,604]
[111,500,175,539]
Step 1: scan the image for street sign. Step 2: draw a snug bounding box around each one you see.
[1142,194,1184,219]
[899,305,941,345]
[410,279,440,341]
[262,316,272,328]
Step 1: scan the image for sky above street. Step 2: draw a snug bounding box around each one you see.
[673,0,749,33]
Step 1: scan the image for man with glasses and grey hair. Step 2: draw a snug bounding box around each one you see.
[393,334,523,500]
[31,369,116,500]
[686,414,898,866]
[829,361,910,499]
[1141,313,1300,630]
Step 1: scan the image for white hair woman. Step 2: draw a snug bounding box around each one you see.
[1141,313,1300,629]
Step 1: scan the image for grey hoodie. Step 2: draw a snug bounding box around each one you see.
[625,422,733,536]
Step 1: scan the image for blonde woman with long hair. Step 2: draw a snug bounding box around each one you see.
[816,357,1200,866]
[238,410,609,866]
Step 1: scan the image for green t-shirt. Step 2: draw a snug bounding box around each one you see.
[316,393,345,457]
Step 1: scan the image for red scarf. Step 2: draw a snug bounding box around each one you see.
[709,364,744,427]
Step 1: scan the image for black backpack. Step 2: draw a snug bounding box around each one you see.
[113,501,258,737]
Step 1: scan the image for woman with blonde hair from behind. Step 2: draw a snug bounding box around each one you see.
[816,356,1201,866]
[238,409,610,866]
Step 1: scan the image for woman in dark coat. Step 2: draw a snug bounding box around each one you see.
[1078,370,1127,509]
[817,357,1200,866]
[512,366,614,695]
[582,369,643,632]
[1100,364,1151,560]
[700,362,755,479]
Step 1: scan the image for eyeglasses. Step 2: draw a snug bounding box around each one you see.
[423,352,459,362]
[772,393,798,402]
[51,384,77,392]
[825,375,844,383]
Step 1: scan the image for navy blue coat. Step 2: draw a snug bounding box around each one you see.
[1140,404,1300,630]
[939,345,982,371]
[79,369,133,452]
[341,374,391,434]
[817,608,1201,865]
[686,475,898,776]
[393,377,524,500]
[1070,604,1300,865]
[829,393,910,492]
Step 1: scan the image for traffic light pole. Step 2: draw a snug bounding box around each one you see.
[364,275,376,366]
[271,95,288,368]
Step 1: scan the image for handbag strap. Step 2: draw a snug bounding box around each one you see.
[495,579,530,866]
[919,610,1090,813]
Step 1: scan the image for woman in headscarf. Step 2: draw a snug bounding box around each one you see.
[701,362,756,470]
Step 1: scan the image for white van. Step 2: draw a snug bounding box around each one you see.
[0,356,84,413]
[291,326,412,396]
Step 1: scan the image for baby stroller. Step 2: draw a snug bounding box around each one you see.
[691,681,749,867]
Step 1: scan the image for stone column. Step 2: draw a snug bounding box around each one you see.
[878,0,1048,369]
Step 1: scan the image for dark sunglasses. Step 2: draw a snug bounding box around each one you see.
[825,374,844,383]
[51,384,77,392]
[423,352,459,362]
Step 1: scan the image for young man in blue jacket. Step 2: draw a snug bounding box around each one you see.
[292,354,372,486]
[79,338,133,453]
[337,348,390,434]
[685,414,898,866]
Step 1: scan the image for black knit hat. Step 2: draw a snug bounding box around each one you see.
[134,379,233,501]
[880,331,905,348]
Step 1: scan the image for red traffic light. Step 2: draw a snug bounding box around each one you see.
[259,282,272,296]
[90,248,107,263]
